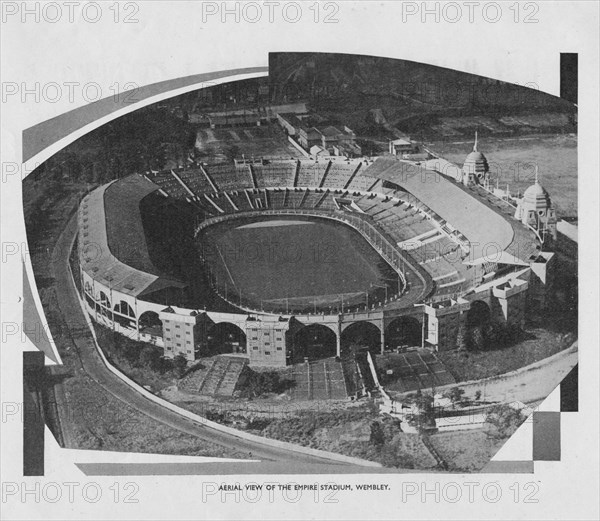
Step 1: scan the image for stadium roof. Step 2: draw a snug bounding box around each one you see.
[360,158,540,264]
[79,176,186,298]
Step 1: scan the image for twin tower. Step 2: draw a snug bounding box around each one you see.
[461,132,557,243]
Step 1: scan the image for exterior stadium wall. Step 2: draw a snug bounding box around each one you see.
[77,173,554,366]
[80,256,538,364]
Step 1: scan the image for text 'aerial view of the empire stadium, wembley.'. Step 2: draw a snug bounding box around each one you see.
[25,53,578,470]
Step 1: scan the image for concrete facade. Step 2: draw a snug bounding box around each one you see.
[81,256,549,364]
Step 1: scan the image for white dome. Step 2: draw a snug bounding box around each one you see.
[522,182,551,209]
[462,150,489,176]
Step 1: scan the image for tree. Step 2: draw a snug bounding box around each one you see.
[369,421,385,448]
[173,354,188,377]
[405,390,436,432]
[239,370,294,398]
[123,342,143,365]
[139,346,161,369]
[471,326,485,351]
[446,387,466,406]
[455,324,468,351]
[486,404,525,438]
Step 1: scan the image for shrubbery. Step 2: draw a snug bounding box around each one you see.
[94,325,175,376]
[237,369,295,398]
[486,404,525,439]
[456,321,524,352]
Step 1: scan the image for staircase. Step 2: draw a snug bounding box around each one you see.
[292,160,301,187]
[248,165,258,189]
[285,358,349,400]
[343,162,363,190]
[178,359,216,393]
[355,350,378,395]
[318,161,333,188]
[178,356,248,396]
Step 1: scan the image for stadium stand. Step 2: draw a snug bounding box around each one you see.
[300,189,323,209]
[146,171,190,200]
[81,177,186,299]
[321,162,360,189]
[175,168,216,197]
[296,161,330,187]
[207,164,255,191]
[252,161,297,188]
[107,155,541,313]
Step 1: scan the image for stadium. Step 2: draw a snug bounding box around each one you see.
[77,134,558,383]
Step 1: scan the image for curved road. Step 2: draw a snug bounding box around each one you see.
[51,215,373,469]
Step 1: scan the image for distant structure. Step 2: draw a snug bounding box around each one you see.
[276,112,360,157]
[514,166,557,243]
[461,132,489,186]
[389,138,417,156]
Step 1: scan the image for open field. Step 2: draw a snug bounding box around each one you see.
[430,134,577,218]
[195,122,303,162]
[199,216,395,312]
[427,428,508,472]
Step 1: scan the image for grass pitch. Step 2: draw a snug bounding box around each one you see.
[199,216,396,312]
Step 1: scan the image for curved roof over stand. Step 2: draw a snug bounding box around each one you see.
[79,175,186,298]
[359,157,540,265]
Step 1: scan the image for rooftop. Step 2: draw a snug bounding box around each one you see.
[79,176,187,298]
[360,157,540,264]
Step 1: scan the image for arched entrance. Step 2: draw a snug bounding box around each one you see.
[466,300,491,327]
[293,324,337,362]
[98,291,112,319]
[99,291,111,309]
[138,311,163,337]
[341,321,381,355]
[113,300,136,328]
[385,316,422,349]
[206,322,247,355]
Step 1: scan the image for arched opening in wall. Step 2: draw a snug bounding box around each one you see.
[292,324,337,363]
[113,300,136,328]
[97,291,112,319]
[84,281,92,295]
[84,293,95,309]
[341,321,381,356]
[385,316,422,350]
[99,291,111,309]
[138,311,163,337]
[466,300,491,327]
[206,322,246,355]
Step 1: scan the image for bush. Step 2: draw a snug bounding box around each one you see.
[139,346,161,369]
[173,354,188,377]
[445,387,466,405]
[486,404,525,438]
[370,421,385,447]
[238,369,294,398]
[470,326,485,350]
[404,391,436,431]
[455,324,468,351]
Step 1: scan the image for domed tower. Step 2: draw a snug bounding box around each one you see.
[514,166,557,243]
[462,131,489,186]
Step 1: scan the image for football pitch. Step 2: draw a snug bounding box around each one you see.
[198,216,396,313]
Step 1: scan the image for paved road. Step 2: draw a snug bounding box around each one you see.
[458,345,578,405]
[391,344,578,406]
[51,215,370,468]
